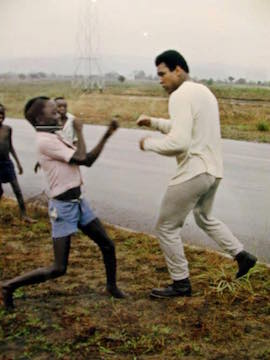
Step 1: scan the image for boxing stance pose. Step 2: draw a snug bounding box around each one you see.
[138,50,257,298]
[2,96,125,310]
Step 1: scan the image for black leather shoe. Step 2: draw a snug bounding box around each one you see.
[106,285,126,299]
[235,250,257,278]
[1,284,14,310]
[150,278,192,299]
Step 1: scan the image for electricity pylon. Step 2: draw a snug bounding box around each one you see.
[73,0,103,92]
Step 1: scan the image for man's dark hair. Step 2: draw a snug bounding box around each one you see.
[54,97,65,101]
[24,96,50,126]
[155,50,189,73]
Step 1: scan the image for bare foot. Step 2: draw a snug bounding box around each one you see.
[106,285,126,299]
[1,283,14,310]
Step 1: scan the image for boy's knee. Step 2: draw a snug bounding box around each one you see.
[51,265,67,278]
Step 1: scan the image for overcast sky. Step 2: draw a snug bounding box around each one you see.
[0,0,269,79]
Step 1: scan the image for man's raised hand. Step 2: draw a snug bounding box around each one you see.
[136,114,151,128]
[139,137,150,151]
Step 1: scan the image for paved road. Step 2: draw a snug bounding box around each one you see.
[3,118,270,262]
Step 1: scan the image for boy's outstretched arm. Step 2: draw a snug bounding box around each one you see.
[70,118,87,162]
[70,120,119,167]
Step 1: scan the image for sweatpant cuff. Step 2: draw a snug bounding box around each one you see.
[170,273,190,281]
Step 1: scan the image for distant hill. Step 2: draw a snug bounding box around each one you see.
[0,55,269,81]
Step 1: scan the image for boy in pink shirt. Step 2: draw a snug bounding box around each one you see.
[1,96,125,309]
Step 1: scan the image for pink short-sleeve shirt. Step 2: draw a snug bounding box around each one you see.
[36,132,82,198]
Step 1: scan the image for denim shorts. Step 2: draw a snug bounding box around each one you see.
[48,198,96,238]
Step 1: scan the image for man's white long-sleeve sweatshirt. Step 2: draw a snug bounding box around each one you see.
[143,81,223,186]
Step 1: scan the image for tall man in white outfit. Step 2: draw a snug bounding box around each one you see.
[137,50,257,298]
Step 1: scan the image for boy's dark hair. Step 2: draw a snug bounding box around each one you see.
[24,96,50,126]
[155,50,189,73]
[54,97,65,101]
[0,103,5,114]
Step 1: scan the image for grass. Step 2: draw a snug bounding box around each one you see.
[1,198,270,359]
[1,80,270,143]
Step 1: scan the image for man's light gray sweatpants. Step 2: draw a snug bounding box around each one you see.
[156,173,243,281]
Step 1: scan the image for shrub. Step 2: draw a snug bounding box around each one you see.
[257,121,269,132]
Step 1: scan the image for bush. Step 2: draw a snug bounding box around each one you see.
[257,121,269,132]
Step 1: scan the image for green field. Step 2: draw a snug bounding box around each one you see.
[1,199,270,359]
[1,80,270,142]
